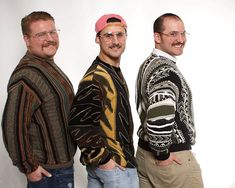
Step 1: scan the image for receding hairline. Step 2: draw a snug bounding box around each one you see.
[153,13,183,33]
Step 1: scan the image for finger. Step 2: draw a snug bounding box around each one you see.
[174,157,182,165]
[116,164,125,171]
[41,168,52,177]
[26,171,42,182]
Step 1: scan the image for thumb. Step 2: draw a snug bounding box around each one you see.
[173,157,182,165]
[40,167,52,177]
[116,164,125,171]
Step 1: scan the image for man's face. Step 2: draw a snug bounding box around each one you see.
[24,20,59,59]
[155,18,187,56]
[96,24,127,61]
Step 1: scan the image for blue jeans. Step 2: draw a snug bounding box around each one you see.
[86,166,139,188]
[27,166,74,188]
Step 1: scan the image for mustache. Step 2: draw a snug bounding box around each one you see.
[172,42,185,46]
[43,41,57,47]
[109,44,121,48]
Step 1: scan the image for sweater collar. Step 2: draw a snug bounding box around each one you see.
[95,56,120,71]
[152,48,177,63]
[26,51,55,64]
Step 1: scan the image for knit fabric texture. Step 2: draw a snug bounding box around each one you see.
[69,57,137,168]
[2,52,76,173]
[136,50,196,160]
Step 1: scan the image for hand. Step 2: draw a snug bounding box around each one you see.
[156,153,182,166]
[98,159,125,170]
[26,166,52,182]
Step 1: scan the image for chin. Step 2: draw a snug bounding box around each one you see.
[43,51,56,58]
[110,52,122,58]
[174,51,183,56]
[44,49,57,56]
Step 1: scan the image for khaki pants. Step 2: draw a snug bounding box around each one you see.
[136,147,204,188]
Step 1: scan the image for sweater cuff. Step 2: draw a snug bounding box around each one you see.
[99,152,112,165]
[154,151,170,161]
[23,163,39,174]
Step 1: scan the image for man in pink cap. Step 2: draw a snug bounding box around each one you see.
[69,14,139,188]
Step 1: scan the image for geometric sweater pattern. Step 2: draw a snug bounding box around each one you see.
[136,51,196,160]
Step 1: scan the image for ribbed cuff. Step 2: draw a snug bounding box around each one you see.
[98,152,112,165]
[154,152,170,161]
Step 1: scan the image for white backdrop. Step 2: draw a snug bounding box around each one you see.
[1,0,235,187]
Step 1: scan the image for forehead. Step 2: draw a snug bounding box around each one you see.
[29,20,55,33]
[163,18,185,31]
[100,24,126,34]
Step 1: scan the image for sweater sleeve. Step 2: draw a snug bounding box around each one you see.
[144,65,179,160]
[2,80,41,174]
[68,79,111,166]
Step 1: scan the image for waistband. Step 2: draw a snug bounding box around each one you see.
[138,138,191,153]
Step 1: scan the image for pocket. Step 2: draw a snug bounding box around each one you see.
[97,166,117,172]
[95,167,120,185]
[56,167,74,188]
[27,176,47,188]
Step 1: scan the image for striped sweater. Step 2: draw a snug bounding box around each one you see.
[2,52,76,174]
[136,49,196,160]
[69,57,137,168]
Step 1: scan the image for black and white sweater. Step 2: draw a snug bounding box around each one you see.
[136,48,196,160]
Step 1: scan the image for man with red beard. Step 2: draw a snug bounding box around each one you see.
[135,13,204,188]
[69,14,138,188]
[2,11,76,188]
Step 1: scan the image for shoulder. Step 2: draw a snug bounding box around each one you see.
[85,62,112,81]
[139,54,175,79]
[8,58,54,91]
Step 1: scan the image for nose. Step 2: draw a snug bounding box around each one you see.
[112,34,119,44]
[45,33,54,40]
[176,33,186,43]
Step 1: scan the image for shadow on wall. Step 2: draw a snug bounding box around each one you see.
[228,183,235,188]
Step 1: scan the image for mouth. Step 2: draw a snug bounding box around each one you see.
[172,43,184,48]
[43,41,57,48]
[110,46,120,50]
[110,44,121,49]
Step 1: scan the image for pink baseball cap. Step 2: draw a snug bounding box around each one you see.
[95,14,127,34]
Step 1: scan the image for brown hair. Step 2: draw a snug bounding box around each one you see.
[153,13,182,33]
[21,11,55,35]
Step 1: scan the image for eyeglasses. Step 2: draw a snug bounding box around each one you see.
[158,31,189,38]
[30,29,60,40]
[99,31,127,42]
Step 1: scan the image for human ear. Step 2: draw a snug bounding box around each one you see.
[95,36,100,44]
[23,35,30,47]
[154,32,161,44]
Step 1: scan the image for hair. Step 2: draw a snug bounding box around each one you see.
[21,11,55,35]
[153,13,182,33]
[96,17,126,37]
[107,17,121,23]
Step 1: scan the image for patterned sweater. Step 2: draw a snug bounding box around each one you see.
[2,52,76,174]
[69,57,137,168]
[136,49,196,160]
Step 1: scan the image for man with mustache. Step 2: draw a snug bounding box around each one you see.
[135,13,204,188]
[2,11,76,188]
[69,14,138,188]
